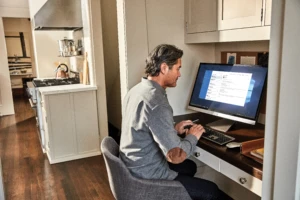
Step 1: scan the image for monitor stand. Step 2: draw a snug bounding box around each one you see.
[206,119,235,133]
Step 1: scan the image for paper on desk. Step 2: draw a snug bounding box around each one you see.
[240,56,256,65]
[250,148,264,159]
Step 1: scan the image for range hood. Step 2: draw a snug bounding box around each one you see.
[34,0,82,31]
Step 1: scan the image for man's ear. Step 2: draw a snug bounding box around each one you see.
[160,63,169,74]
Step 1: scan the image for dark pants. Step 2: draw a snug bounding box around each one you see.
[168,160,232,200]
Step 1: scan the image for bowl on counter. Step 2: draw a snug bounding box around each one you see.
[20,69,27,74]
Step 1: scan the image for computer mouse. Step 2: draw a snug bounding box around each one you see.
[226,142,241,148]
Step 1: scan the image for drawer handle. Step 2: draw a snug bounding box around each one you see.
[239,177,247,184]
[194,152,201,157]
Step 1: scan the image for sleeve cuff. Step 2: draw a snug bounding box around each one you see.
[181,134,198,157]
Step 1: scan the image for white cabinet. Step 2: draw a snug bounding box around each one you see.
[193,147,262,196]
[41,89,100,164]
[193,147,220,171]
[185,0,217,33]
[219,160,262,196]
[264,0,272,26]
[185,0,272,43]
[218,0,263,30]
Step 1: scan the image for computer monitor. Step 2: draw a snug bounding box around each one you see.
[188,63,268,132]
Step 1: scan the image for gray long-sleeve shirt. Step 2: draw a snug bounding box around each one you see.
[119,78,198,180]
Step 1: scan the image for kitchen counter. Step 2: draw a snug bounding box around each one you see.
[10,73,33,76]
[38,84,97,95]
[38,84,100,164]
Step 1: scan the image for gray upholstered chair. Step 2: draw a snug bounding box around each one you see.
[101,136,192,200]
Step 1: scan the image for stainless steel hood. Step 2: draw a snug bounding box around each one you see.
[34,0,82,31]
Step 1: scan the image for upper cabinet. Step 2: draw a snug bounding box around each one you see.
[185,0,272,43]
[218,0,263,30]
[185,0,217,33]
[264,0,272,26]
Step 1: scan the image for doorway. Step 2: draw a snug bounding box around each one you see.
[0,17,37,117]
[3,18,36,98]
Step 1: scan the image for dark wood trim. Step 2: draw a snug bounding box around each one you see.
[8,57,31,59]
[4,36,20,38]
[19,32,27,57]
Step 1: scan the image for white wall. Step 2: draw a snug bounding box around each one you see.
[117,0,149,102]
[101,0,121,129]
[34,31,70,78]
[28,0,70,78]
[0,0,29,17]
[84,0,108,141]
[117,0,215,116]
[0,19,14,115]
[27,0,46,19]
[146,0,216,116]
[270,0,300,199]
[0,0,30,116]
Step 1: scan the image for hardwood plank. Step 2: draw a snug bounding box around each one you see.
[0,96,114,200]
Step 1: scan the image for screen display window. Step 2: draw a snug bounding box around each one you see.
[189,63,268,121]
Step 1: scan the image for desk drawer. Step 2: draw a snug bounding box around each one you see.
[193,147,220,172]
[219,159,262,196]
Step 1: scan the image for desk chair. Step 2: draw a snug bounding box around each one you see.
[101,136,192,200]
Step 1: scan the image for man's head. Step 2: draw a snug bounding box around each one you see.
[145,44,183,88]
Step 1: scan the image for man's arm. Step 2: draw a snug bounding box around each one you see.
[148,105,204,164]
[166,125,204,164]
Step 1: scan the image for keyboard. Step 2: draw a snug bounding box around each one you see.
[202,127,235,145]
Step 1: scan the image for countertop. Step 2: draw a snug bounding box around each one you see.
[38,84,97,95]
[10,73,33,76]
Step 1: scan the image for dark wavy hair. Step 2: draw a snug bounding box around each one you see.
[145,44,183,77]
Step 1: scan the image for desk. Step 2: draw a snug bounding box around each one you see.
[174,113,264,196]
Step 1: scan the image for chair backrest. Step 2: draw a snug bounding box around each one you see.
[101,137,192,200]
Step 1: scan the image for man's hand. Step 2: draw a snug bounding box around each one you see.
[187,124,205,140]
[174,120,193,134]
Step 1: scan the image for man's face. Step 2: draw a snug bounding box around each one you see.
[163,58,182,88]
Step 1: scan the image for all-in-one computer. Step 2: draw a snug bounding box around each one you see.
[188,63,268,145]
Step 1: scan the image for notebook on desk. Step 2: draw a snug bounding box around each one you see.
[250,148,264,159]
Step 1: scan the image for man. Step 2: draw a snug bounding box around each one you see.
[120,44,230,200]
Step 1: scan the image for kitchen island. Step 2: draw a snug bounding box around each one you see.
[38,84,100,164]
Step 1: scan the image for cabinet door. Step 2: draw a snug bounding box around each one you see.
[264,0,272,26]
[218,0,263,30]
[73,91,99,154]
[10,77,23,88]
[47,94,77,159]
[185,0,217,33]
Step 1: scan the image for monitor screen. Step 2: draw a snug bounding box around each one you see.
[188,63,268,129]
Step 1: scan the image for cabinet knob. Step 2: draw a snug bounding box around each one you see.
[239,177,247,184]
[194,152,201,157]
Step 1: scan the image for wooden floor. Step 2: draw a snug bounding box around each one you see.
[0,96,114,200]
